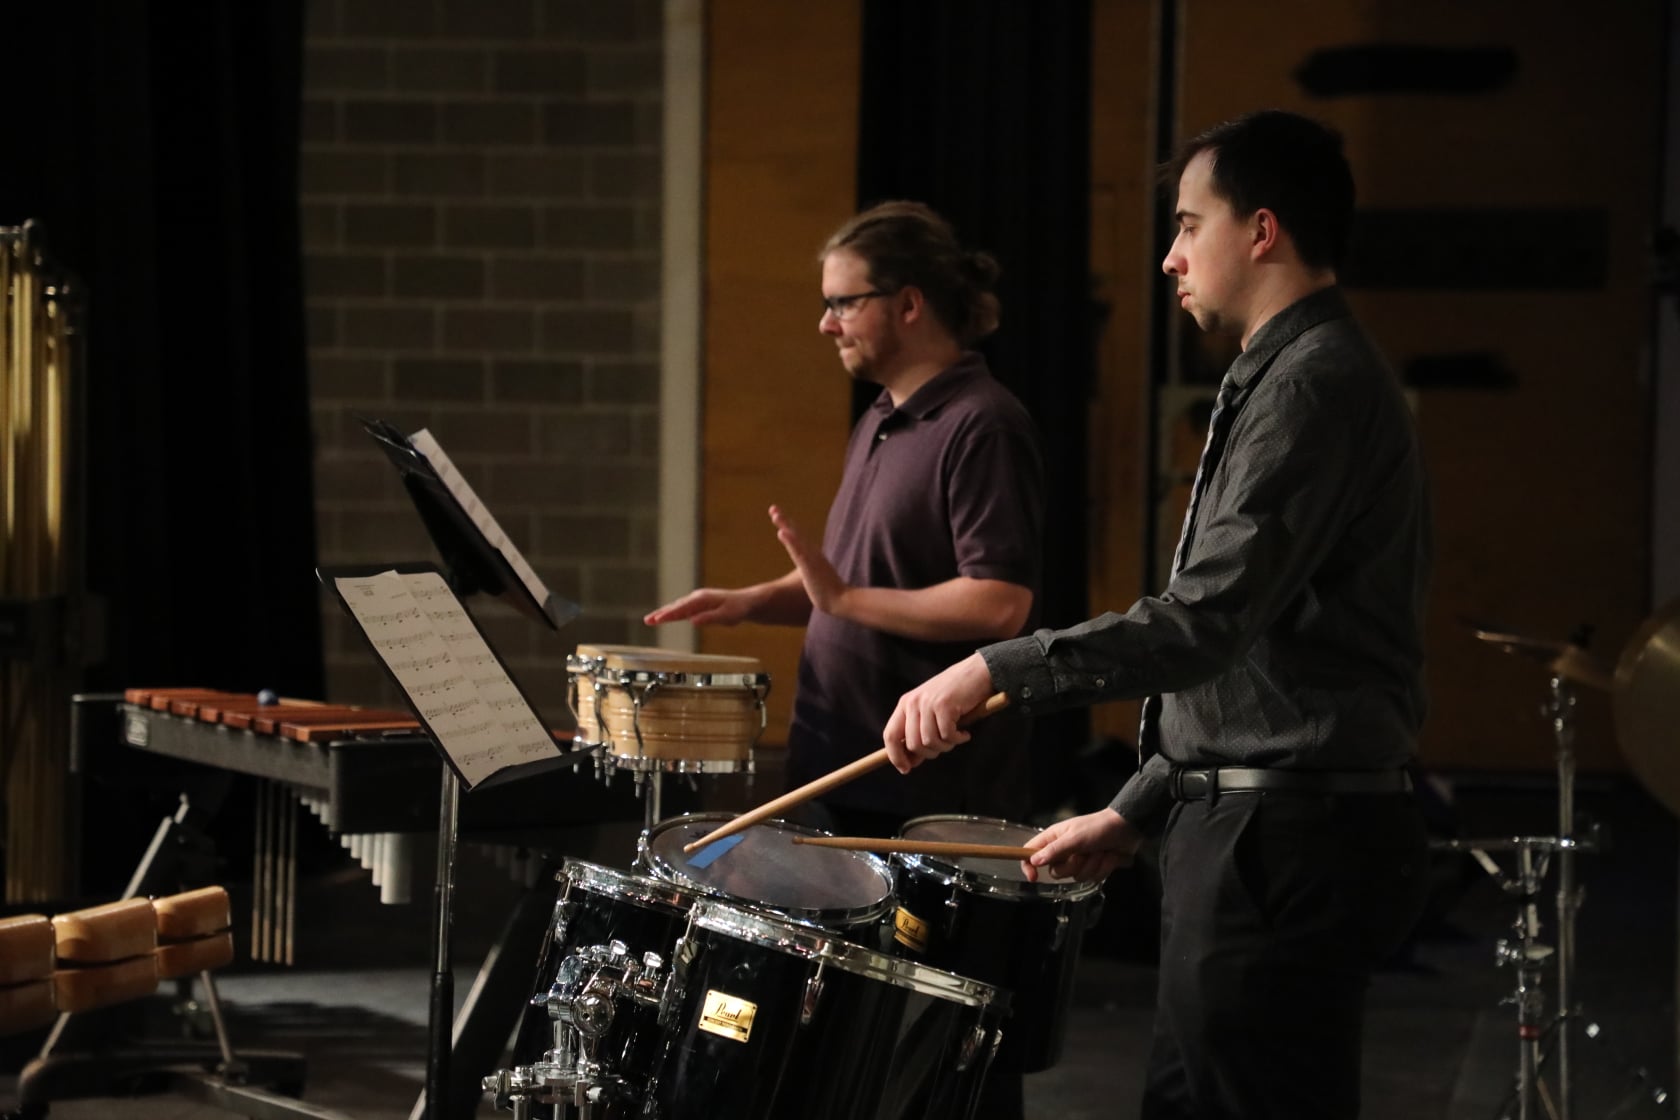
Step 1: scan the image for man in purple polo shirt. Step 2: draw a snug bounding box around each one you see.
[645,200,1045,837]
[647,201,1045,1120]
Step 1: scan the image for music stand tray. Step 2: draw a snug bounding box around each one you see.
[361,417,580,633]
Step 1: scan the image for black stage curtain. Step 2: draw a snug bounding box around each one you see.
[855,2,1098,813]
[1,2,322,701]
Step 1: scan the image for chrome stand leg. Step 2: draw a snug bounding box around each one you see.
[1550,674,1578,1120]
[644,771,662,831]
[199,971,240,1075]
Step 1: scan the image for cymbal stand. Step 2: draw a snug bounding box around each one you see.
[1445,671,1593,1120]
[1548,672,1582,1120]
[1547,668,1672,1119]
[1443,833,1559,1120]
[1469,671,1668,1120]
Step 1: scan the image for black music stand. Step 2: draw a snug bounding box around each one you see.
[319,563,576,1120]
[361,417,581,631]
[355,420,583,1120]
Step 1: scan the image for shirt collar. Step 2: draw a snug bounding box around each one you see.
[870,351,990,421]
[1225,286,1351,391]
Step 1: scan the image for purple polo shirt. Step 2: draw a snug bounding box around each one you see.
[786,352,1044,820]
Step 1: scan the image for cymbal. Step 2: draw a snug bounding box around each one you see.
[1613,597,1680,819]
[1462,618,1614,691]
[1549,645,1614,692]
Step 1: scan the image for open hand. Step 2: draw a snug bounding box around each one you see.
[770,505,850,615]
[643,588,752,627]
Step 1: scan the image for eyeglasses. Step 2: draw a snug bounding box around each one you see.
[821,289,888,320]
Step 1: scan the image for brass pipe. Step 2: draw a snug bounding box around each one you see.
[0,226,79,902]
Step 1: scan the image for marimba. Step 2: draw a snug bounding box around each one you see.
[93,687,663,1120]
[116,688,662,828]
[112,689,647,961]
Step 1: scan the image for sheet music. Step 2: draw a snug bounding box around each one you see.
[408,428,555,620]
[333,570,557,788]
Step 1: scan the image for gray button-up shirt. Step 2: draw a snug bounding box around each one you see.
[982,287,1431,833]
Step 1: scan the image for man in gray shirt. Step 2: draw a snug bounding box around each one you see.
[882,111,1432,1118]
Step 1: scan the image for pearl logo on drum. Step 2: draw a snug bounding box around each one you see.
[894,907,931,953]
[698,990,758,1043]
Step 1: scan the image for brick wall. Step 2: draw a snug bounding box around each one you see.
[301,0,664,718]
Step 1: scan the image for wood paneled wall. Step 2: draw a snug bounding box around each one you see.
[1087,0,1161,748]
[701,1,1660,770]
[700,0,862,744]
[1166,0,1661,770]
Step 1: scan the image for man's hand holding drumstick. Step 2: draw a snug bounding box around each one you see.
[882,651,997,771]
[885,651,1144,883]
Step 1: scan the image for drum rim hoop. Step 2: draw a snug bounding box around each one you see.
[638,812,895,919]
[561,858,698,914]
[688,898,1006,1011]
[897,813,1103,901]
[566,653,770,689]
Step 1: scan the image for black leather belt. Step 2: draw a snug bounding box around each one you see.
[1169,766,1412,803]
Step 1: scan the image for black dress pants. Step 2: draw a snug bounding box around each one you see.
[1142,790,1429,1120]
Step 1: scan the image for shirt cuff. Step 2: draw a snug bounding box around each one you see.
[979,636,1058,716]
[1108,753,1174,836]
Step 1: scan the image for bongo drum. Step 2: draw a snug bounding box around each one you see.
[889,814,1103,1073]
[567,645,770,773]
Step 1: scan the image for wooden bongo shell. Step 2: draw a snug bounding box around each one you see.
[568,644,768,761]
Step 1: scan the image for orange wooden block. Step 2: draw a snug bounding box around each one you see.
[154,887,231,942]
[54,955,158,1014]
[155,932,234,980]
[0,979,57,1035]
[52,899,157,964]
[0,915,54,986]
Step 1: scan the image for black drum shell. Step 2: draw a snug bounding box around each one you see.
[647,904,1002,1120]
[889,822,1101,1073]
[511,860,695,1108]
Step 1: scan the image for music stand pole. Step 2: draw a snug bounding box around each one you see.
[1548,673,1579,1120]
[425,766,461,1120]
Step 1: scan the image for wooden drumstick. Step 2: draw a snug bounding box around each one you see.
[791,835,1035,861]
[682,691,1011,854]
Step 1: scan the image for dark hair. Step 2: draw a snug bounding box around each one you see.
[1163,110,1354,271]
[820,201,1001,345]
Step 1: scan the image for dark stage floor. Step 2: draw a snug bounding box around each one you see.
[2,771,1675,1119]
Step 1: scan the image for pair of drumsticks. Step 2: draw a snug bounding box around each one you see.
[682,692,1037,863]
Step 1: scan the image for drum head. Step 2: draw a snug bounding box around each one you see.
[574,644,765,677]
[640,813,893,925]
[900,814,1102,899]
